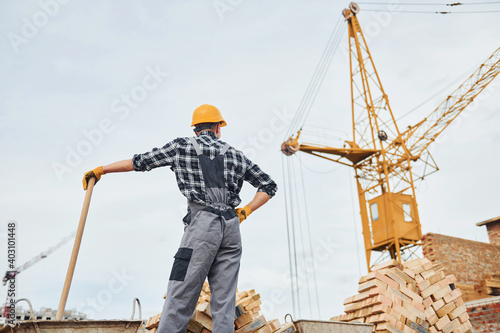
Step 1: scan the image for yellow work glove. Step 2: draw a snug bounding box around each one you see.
[82,166,105,190]
[235,205,253,223]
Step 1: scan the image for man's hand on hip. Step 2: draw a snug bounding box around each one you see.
[82,166,105,190]
[235,205,253,223]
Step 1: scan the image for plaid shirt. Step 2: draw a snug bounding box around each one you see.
[132,131,277,207]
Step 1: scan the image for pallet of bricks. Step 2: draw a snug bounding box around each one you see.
[330,258,473,333]
[145,281,297,333]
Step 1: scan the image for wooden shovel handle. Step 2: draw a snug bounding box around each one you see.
[56,177,96,320]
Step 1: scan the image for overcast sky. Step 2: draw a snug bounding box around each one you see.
[1,0,499,324]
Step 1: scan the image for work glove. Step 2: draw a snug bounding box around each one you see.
[82,166,105,190]
[235,205,253,223]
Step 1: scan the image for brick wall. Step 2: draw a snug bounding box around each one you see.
[486,221,500,246]
[421,233,500,285]
[466,297,500,333]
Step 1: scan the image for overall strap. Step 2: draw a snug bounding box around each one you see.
[219,143,230,155]
[188,137,202,156]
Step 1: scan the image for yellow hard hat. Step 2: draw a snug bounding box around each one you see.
[191,104,227,127]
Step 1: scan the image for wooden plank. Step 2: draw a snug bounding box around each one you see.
[441,318,460,333]
[344,301,365,313]
[187,319,204,333]
[403,268,416,279]
[274,322,297,333]
[254,323,273,333]
[402,301,426,320]
[381,269,407,287]
[436,302,456,318]
[235,312,253,329]
[399,285,423,303]
[402,258,424,269]
[268,319,281,331]
[485,279,500,288]
[358,271,376,284]
[358,279,388,293]
[455,320,472,333]
[448,305,467,320]
[443,288,462,304]
[434,314,450,331]
[421,284,441,299]
[191,311,213,331]
[244,299,262,311]
[431,285,452,301]
[427,271,446,285]
[422,296,433,309]
[457,311,469,324]
[196,302,212,317]
[390,267,416,286]
[431,299,445,312]
[235,316,266,333]
[374,272,400,289]
[352,291,372,302]
[373,259,404,271]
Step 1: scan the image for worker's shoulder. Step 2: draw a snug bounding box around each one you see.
[172,136,192,145]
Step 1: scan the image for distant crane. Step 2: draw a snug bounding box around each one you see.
[282,2,500,271]
[2,232,75,318]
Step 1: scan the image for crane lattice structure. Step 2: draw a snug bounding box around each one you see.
[282,2,500,272]
[2,232,75,318]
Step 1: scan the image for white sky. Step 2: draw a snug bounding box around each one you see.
[1,0,499,323]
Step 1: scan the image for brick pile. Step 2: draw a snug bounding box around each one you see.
[330,258,473,332]
[145,281,297,333]
[422,234,500,291]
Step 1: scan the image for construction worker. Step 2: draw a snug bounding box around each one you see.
[82,104,277,332]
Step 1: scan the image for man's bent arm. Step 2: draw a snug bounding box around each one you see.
[103,159,134,173]
[247,191,270,212]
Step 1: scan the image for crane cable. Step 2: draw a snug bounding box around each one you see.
[298,153,322,319]
[356,1,500,5]
[361,9,500,13]
[282,13,347,318]
[357,1,500,13]
[282,153,323,319]
[290,158,313,319]
[281,154,299,317]
[286,15,346,139]
[283,154,305,318]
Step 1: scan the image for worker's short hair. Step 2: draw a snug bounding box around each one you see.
[194,122,219,133]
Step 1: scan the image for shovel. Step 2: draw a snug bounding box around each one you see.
[55,177,96,320]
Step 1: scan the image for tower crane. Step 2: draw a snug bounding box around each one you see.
[2,232,75,318]
[282,2,500,272]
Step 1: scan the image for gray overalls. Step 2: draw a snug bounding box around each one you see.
[157,137,242,333]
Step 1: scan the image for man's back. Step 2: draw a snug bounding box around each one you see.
[132,131,276,208]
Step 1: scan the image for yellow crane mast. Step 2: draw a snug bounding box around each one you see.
[282,2,500,272]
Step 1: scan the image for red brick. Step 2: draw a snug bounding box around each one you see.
[422,233,500,286]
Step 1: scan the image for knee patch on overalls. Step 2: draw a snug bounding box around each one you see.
[169,247,193,281]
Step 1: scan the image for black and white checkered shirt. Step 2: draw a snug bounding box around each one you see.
[132,131,277,207]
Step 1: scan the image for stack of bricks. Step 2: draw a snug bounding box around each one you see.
[330,258,473,333]
[405,258,471,333]
[233,289,296,333]
[145,281,297,333]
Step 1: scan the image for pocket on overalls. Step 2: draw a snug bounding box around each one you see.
[169,247,193,281]
[222,209,242,247]
[191,209,221,245]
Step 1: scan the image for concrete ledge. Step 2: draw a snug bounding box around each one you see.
[294,320,373,333]
[0,319,143,333]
